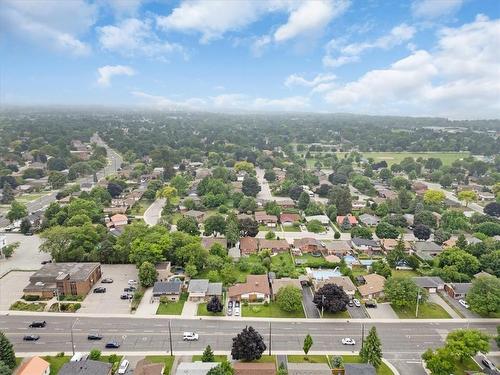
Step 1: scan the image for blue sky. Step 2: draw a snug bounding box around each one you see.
[1,0,499,118]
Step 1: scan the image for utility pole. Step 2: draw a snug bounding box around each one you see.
[268,322,272,356]
[415,292,421,318]
[361,323,365,351]
[168,320,173,356]
[71,318,79,356]
[321,295,325,318]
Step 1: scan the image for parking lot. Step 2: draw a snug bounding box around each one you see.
[79,264,138,315]
[0,233,49,277]
[0,271,33,310]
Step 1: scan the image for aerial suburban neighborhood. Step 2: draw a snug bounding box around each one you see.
[1,0,500,375]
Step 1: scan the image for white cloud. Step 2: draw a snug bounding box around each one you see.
[105,0,143,18]
[98,18,184,58]
[132,91,207,110]
[323,16,500,118]
[274,0,349,42]
[285,73,336,88]
[0,0,96,55]
[97,65,135,87]
[253,96,310,110]
[323,23,416,68]
[412,0,463,19]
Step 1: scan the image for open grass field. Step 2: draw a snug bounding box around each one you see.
[156,292,188,315]
[392,302,451,319]
[145,355,175,375]
[15,191,53,204]
[129,199,153,216]
[242,302,305,318]
[391,269,419,278]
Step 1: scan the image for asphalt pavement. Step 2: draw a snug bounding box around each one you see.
[2,314,498,375]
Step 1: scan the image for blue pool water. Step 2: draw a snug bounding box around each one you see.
[308,267,342,280]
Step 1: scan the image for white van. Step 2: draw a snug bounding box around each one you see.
[70,352,88,362]
[183,332,199,341]
[118,359,129,374]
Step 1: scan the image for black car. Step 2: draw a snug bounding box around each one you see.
[25,231,34,236]
[93,287,106,293]
[87,333,103,340]
[29,321,46,328]
[120,293,132,300]
[105,341,120,348]
[482,358,497,371]
[41,260,52,265]
[101,278,113,283]
[23,335,40,341]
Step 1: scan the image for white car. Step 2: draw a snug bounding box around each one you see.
[353,299,361,307]
[118,359,129,374]
[234,307,240,316]
[183,332,199,341]
[128,279,137,285]
[458,299,470,309]
[342,338,356,345]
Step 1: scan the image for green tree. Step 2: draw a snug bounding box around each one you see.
[306,220,324,233]
[89,348,101,360]
[423,189,446,205]
[360,327,382,368]
[176,216,200,236]
[204,214,226,236]
[156,185,177,207]
[438,247,480,276]
[138,261,158,288]
[0,183,14,204]
[466,276,500,316]
[445,329,490,363]
[185,263,198,278]
[207,361,234,375]
[225,215,240,247]
[20,218,31,234]
[238,196,257,213]
[351,226,373,239]
[276,285,303,312]
[6,201,27,222]
[456,233,467,249]
[242,175,260,197]
[1,242,19,258]
[329,186,352,216]
[298,191,310,210]
[170,175,190,196]
[0,331,16,369]
[458,190,477,207]
[265,231,276,240]
[231,326,266,361]
[384,278,427,309]
[372,261,392,278]
[0,360,10,375]
[303,334,313,356]
[386,237,406,268]
[48,171,67,189]
[201,345,215,362]
[422,348,455,375]
[375,222,399,239]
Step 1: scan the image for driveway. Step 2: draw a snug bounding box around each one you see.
[0,233,49,277]
[135,287,158,316]
[439,292,479,318]
[428,293,461,319]
[301,285,320,318]
[79,264,138,315]
[366,302,398,319]
[181,301,198,317]
[0,271,33,310]
[347,303,368,318]
[143,198,165,226]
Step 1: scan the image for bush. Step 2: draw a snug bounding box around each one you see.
[23,295,40,301]
[56,352,65,357]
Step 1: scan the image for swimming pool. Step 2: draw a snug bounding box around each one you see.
[307,267,342,280]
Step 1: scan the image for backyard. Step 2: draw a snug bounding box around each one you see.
[156,292,188,315]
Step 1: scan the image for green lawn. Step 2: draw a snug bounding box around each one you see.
[282,225,301,232]
[322,310,350,319]
[43,356,70,375]
[392,302,451,319]
[288,355,329,364]
[145,355,175,375]
[192,355,227,362]
[391,269,418,279]
[16,192,52,204]
[342,355,394,375]
[197,302,224,316]
[156,292,188,315]
[130,199,153,215]
[294,253,331,268]
[242,302,305,318]
[10,301,46,312]
[453,356,481,375]
[252,355,276,363]
[271,252,294,268]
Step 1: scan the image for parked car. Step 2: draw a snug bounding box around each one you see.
[458,299,470,309]
[123,287,133,292]
[23,335,40,341]
[87,332,103,340]
[353,299,361,307]
[365,300,377,308]
[101,278,113,283]
[128,279,137,285]
[235,301,240,308]
[183,332,199,341]
[105,341,120,348]
[481,357,498,371]
[348,300,354,307]
[342,338,356,345]
[29,321,46,328]
[41,260,52,265]
[93,287,106,293]
[25,231,34,236]
[118,359,129,374]
[120,293,132,300]
[234,307,240,317]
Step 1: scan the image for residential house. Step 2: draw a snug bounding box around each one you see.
[133,358,164,375]
[358,213,379,227]
[184,210,205,223]
[442,237,457,248]
[445,282,472,299]
[280,213,301,226]
[254,211,278,227]
[337,214,359,228]
[17,356,50,375]
[155,262,172,281]
[175,362,218,375]
[412,276,445,293]
[352,200,367,210]
[187,279,223,302]
[23,263,101,298]
[376,187,398,200]
[228,274,271,303]
[239,236,259,255]
[357,274,386,300]
[233,362,276,375]
[413,241,443,261]
[381,239,412,253]
[58,360,112,375]
[107,213,128,228]
[344,363,376,375]
[258,239,290,254]
[287,363,332,375]
[412,181,428,195]
[474,271,493,279]
[271,277,301,299]
[294,238,321,253]
[276,198,295,208]
[351,238,382,255]
[322,241,352,256]
[305,215,331,225]
[314,276,356,296]
[201,237,227,250]
[478,191,495,201]
[152,280,182,302]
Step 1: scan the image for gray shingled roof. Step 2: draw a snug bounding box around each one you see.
[30,263,100,282]
[153,281,182,296]
[412,276,444,289]
[344,363,376,375]
[188,279,209,293]
[58,360,112,375]
[207,282,223,296]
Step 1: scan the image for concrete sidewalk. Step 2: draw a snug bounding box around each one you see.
[135,287,158,316]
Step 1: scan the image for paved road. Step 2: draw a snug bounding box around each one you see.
[143,198,165,226]
[2,314,498,375]
[0,134,123,228]
[421,180,484,214]
[301,286,320,318]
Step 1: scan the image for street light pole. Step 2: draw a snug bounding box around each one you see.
[268,322,272,356]
[415,292,421,318]
[321,295,325,318]
[361,323,365,351]
[168,320,173,357]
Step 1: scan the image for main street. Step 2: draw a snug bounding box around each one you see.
[2,313,498,375]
